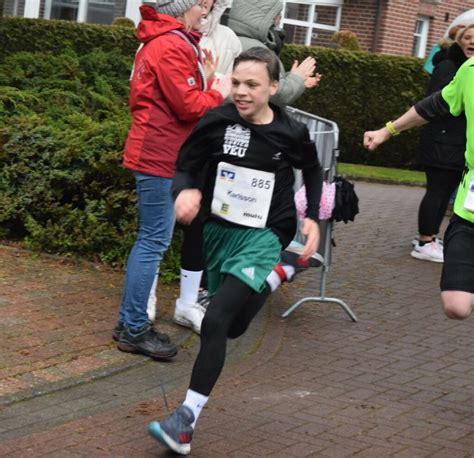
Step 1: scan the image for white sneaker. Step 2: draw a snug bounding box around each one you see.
[411,236,443,247]
[173,299,206,334]
[410,239,444,263]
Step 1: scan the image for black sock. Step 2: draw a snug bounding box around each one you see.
[418,237,435,246]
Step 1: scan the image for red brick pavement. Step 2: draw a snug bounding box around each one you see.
[0,247,185,400]
[1,182,474,457]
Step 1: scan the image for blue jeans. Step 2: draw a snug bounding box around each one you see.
[119,172,176,331]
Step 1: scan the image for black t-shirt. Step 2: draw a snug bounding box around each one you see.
[173,103,322,247]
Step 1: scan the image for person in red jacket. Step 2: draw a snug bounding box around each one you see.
[113,0,231,360]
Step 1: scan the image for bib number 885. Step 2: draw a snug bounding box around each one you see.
[251,178,271,190]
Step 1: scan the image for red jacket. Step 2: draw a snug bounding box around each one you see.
[123,5,223,177]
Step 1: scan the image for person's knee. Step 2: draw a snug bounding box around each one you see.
[139,233,172,257]
[200,312,225,339]
[441,291,473,320]
[227,322,246,339]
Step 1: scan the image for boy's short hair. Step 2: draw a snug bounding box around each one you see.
[233,47,280,82]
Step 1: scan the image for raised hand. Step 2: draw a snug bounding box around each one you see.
[304,72,322,88]
[211,73,232,99]
[202,48,218,81]
[290,56,317,81]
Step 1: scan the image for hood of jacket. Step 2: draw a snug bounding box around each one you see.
[433,42,468,68]
[201,0,233,36]
[446,42,468,68]
[137,5,201,44]
[227,0,283,43]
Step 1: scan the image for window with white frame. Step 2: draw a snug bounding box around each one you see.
[413,16,430,58]
[281,0,343,47]
[44,0,114,23]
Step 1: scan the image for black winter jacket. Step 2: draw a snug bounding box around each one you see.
[418,43,467,170]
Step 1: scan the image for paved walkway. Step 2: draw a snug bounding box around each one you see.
[0,182,473,457]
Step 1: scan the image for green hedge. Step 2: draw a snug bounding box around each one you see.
[0,17,138,57]
[281,45,429,168]
[0,18,429,169]
[0,18,430,266]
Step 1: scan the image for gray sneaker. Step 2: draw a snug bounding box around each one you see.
[148,405,194,455]
[117,324,177,360]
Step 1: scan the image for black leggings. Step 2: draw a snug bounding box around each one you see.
[189,275,271,396]
[418,167,462,236]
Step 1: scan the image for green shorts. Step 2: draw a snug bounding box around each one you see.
[203,222,282,294]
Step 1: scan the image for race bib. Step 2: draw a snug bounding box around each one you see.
[211,162,275,228]
[463,175,474,213]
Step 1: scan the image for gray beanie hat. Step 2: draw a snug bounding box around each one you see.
[155,0,196,17]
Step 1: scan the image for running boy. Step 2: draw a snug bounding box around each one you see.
[148,47,323,455]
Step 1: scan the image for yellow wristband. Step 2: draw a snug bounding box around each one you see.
[385,121,400,136]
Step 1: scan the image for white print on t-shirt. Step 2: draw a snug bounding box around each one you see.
[223,124,251,158]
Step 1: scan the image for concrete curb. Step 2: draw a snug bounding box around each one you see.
[0,328,194,407]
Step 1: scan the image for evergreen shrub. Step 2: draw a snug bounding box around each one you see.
[331,30,362,51]
[0,18,431,268]
[112,17,136,28]
[0,17,138,57]
[281,45,429,168]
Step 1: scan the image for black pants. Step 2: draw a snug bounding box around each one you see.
[189,275,271,396]
[418,167,462,237]
[440,216,474,293]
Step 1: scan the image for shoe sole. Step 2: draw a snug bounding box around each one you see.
[285,244,324,266]
[410,250,443,263]
[173,317,201,335]
[117,342,178,360]
[281,250,322,269]
[149,421,191,455]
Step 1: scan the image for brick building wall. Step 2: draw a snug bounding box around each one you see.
[339,0,380,51]
[341,0,472,55]
[285,0,472,57]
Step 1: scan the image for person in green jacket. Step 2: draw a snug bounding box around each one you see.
[364,57,474,322]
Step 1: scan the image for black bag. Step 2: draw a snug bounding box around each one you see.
[332,176,359,223]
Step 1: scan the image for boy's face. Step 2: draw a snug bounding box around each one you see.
[231,61,279,122]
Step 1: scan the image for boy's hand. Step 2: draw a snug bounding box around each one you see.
[299,218,320,260]
[175,189,202,225]
[363,128,391,151]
